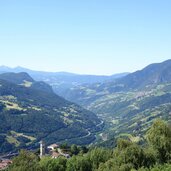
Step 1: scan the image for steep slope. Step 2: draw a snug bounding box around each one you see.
[0,73,102,154]
[113,59,171,90]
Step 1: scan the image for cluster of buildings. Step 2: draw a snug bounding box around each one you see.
[0,141,69,170]
[40,141,70,159]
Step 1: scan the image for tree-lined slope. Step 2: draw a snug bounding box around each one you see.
[57,60,171,142]
[0,73,102,153]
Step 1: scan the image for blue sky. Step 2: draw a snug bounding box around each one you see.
[0,0,171,75]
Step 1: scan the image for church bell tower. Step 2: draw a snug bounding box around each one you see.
[40,140,45,158]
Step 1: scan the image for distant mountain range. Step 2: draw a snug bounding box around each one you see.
[0,66,129,84]
[0,72,102,153]
[0,66,129,97]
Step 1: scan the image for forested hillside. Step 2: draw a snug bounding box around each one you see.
[7,120,171,171]
[0,73,102,153]
[55,60,171,143]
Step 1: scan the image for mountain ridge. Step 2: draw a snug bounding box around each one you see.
[0,66,129,98]
[0,65,129,77]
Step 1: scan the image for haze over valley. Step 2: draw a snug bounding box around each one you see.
[1,1,171,170]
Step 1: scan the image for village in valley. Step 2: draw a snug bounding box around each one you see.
[0,141,71,170]
[40,141,70,159]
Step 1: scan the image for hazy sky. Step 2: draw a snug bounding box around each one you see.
[0,0,171,75]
